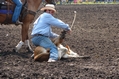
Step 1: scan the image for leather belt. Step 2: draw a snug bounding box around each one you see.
[32,34,48,38]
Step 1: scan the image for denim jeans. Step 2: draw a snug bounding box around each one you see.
[12,0,22,23]
[31,36,58,60]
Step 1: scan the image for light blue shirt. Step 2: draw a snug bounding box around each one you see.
[31,12,70,38]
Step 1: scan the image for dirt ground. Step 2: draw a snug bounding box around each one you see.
[0,4,119,79]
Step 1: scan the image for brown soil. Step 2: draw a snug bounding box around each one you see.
[0,4,119,79]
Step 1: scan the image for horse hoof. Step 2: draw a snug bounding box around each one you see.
[13,49,16,52]
[27,47,33,53]
[13,47,19,53]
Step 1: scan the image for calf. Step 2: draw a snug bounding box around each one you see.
[33,30,80,62]
[33,43,80,62]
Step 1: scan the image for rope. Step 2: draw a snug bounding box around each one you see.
[71,11,77,29]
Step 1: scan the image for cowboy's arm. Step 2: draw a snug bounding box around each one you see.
[47,15,71,31]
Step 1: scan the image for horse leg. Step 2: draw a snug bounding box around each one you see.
[15,22,33,52]
[24,39,33,52]
[15,40,24,52]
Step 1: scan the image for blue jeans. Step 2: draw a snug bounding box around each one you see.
[31,36,58,60]
[12,0,22,23]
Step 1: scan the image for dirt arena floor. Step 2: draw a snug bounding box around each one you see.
[0,4,119,79]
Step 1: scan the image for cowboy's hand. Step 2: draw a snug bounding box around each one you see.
[66,29,72,34]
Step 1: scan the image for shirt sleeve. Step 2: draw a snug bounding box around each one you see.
[46,14,71,31]
[50,32,59,38]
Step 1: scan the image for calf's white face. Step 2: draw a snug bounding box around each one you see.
[57,44,79,59]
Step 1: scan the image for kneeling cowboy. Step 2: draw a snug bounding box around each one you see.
[31,4,71,62]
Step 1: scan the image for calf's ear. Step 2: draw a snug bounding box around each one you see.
[65,45,70,55]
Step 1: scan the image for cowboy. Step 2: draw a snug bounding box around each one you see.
[31,4,71,62]
[12,0,23,25]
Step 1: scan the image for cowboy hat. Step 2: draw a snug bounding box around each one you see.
[41,4,56,13]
